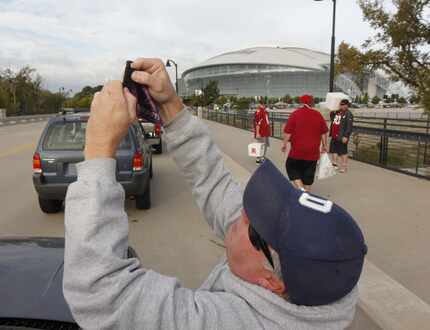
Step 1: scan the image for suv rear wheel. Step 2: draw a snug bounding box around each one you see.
[150,159,153,179]
[154,140,162,154]
[38,197,62,213]
[136,181,151,210]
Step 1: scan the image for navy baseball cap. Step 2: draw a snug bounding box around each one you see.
[243,160,367,306]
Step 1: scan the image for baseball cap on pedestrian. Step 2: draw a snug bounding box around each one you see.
[299,94,314,106]
[340,99,350,106]
[243,160,367,306]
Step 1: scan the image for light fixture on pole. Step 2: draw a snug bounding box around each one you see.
[166,59,178,94]
[314,0,337,93]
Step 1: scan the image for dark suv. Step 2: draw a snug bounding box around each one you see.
[32,111,152,213]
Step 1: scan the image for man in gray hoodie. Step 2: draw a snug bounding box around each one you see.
[63,58,367,330]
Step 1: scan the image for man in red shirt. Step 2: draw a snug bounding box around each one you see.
[281,95,328,191]
[254,104,271,164]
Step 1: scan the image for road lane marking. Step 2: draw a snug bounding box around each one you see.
[0,143,37,159]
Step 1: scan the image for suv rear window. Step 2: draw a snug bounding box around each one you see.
[43,121,131,150]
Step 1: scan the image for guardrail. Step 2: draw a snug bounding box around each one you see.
[199,109,430,180]
[0,114,56,127]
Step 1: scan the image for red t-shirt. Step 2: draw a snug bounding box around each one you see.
[254,109,271,138]
[330,110,344,139]
[284,107,328,161]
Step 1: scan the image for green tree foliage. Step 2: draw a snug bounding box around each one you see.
[65,85,102,108]
[398,96,407,104]
[216,95,229,106]
[362,93,370,104]
[282,94,293,104]
[336,41,372,90]
[409,94,421,104]
[235,97,251,110]
[0,66,66,116]
[371,95,381,105]
[202,81,220,106]
[358,0,430,113]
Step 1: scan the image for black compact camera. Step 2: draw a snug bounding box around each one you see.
[122,60,162,124]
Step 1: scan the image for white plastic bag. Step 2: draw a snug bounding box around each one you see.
[316,153,337,180]
[248,143,265,158]
[324,92,350,111]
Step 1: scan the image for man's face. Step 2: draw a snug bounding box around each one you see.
[340,103,349,111]
[224,211,272,284]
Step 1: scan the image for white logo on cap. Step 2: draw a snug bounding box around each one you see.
[299,193,333,214]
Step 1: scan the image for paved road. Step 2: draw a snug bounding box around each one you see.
[0,121,224,289]
[2,118,429,328]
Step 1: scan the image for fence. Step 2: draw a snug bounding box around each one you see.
[199,109,430,180]
[0,113,56,127]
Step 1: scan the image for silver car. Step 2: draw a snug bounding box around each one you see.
[32,111,153,213]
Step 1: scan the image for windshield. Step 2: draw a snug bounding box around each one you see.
[43,121,131,150]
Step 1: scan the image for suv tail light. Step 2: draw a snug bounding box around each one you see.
[33,153,42,173]
[154,123,161,136]
[133,151,144,171]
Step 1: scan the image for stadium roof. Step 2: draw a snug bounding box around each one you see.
[183,47,331,75]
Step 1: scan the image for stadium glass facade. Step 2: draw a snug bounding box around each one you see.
[183,63,330,98]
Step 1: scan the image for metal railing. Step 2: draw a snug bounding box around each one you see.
[199,109,430,180]
[0,113,55,127]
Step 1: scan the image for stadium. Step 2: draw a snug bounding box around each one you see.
[181,46,388,99]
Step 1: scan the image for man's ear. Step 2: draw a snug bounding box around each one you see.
[256,271,285,295]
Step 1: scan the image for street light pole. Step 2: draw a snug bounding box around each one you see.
[166,59,178,94]
[315,0,337,92]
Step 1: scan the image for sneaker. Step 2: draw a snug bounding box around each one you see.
[256,158,261,164]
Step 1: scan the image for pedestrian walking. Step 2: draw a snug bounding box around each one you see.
[254,104,271,164]
[282,95,329,191]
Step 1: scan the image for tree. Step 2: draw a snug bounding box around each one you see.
[371,95,381,105]
[76,95,93,108]
[362,93,370,104]
[217,95,228,106]
[202,81,219,106]
[0,66,59,115]
[358,0,430,113]
[336,41,371,90]
[293,96,301,104]
[409,94,421,104]
[235,97,251,110]
[282,94,292,104]
[398,96,407,105]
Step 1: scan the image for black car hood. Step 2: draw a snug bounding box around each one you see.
[0,237,75,323]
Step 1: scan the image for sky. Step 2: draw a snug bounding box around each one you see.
[0,0,377,94]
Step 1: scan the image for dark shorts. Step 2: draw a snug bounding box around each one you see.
[329,138,348,156]
[285,158,318,186]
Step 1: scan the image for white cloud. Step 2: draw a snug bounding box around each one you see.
[0,0,373,93]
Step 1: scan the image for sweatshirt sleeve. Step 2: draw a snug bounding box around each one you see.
[63,158,247,330]
[163,109,243,239]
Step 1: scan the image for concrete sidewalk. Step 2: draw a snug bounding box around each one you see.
[204,118,430,305]
[221,150,430,330]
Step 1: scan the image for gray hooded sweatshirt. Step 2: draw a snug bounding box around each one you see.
[63,109,358,330]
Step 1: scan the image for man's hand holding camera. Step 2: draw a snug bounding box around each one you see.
[84,59,183,161]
